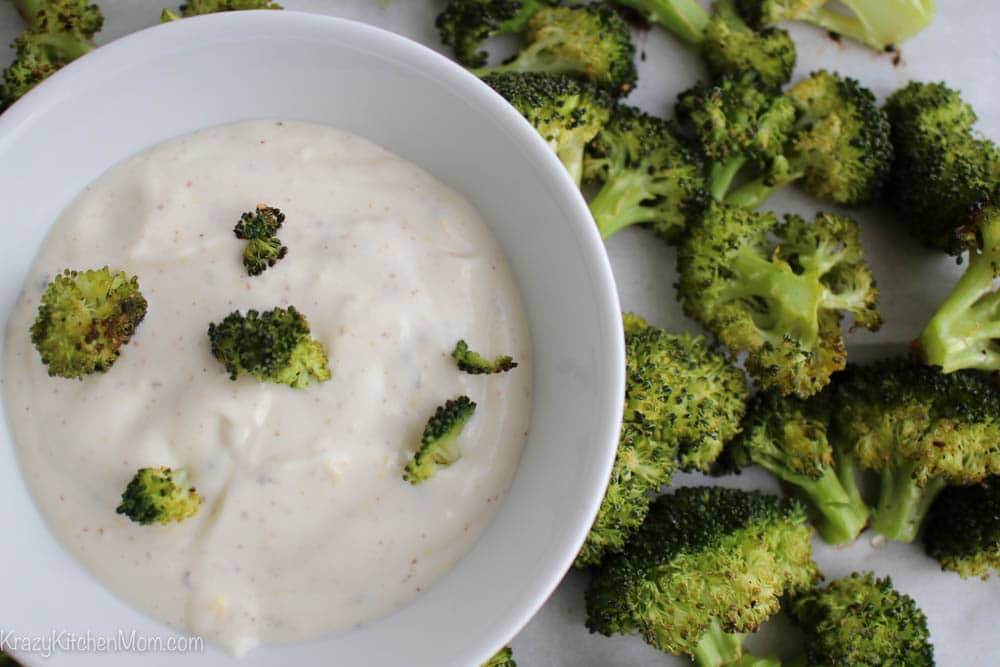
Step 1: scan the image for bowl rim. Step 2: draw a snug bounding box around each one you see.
[0,10,624,666]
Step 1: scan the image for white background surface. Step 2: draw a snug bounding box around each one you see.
[1,1,998,664]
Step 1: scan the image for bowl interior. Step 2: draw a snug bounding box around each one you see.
[0,12,623,666]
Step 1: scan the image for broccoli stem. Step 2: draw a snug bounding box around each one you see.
[728,246,821,343]
[919,214,1000,372]
[12,0,45,25]
[30,32,94,59]
[871,464,947,542]
[691,619,780,667]
[709,158,747,201]
[613,0,710,45]
[554,135,588,187]
[796,465,870,545]
[588,170,657,238]
[471,34,572,77]
[723,170,802,210]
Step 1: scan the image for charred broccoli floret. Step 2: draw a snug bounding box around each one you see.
[734,0,935,53]
[586,486,819,666]
[834,358,1000,542]
[452,339,518,374]
[726,388,868,544]
[404,396,477,484]
[884,81,999,254]
[471,4,638,96]
[577,314,747,567]
[583,105,707,240]
[207,306,331,388]
[116,467,203,525]
[481,646,516,667]
[482,72,613,185]
[233,205,288,276]
[30,267,148,379]
[788,572,935,666]
[1,0,104,108]
[677,202,880,398]
[924,476,1000,579]
[723,70,892,208]
[435,0,558,68]
[161,0,281,21]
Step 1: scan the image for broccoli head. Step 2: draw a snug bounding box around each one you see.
[701,0,796,88]
[435,0,557,68]
[161,0,282,21]
[924,476,1000,580]
[404,396,477,484]
[481,647,516,667]
[727,388,868,544]
[116,467,203,525]
[734,0,935,53]
[725,70,892,208]
[884,81,1000,255]
[834,358,1000,542]
[482,72,613,185]
[788,572,935,666]
[677,202,880,398]
[586,486,819,666]
[471,4,638,96]
[233,205,288,276]
[207,306,331,388]
[30,267,148,379]
[452,339,518,374]
[583,104,707,240]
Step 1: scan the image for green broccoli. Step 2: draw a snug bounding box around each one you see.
[583,104,707,240]
[30,267,148,379]
[577,314,747,567]
[884,81,999,255]
[726,388,869,545]
[1,0,104,108]
[116,467,203,525]
[723,70,892,209]
[471,4,638,96]
[834,358,1000,542]
[734,0,935,53]
[452,339,518,374]
[207,306,331,388]
[788,572,935,666]
[481,646,516,667]
[404,396,477,484]
[482,72,613,185]
[677,202,880,398]
[616,0,796,87]
[435,0,558,68]
[233,205,288,276]
[924,476,1000,579]
[586,486,819,667]
[161,0,281,21]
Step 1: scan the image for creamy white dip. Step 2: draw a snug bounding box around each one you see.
[2,120,532,654]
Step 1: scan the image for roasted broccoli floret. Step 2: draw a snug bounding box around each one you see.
[161,0,281,21]
[734,0,935,53]
[884,81,1000,255]
[675,69,796,202]
[834,358,1000,542]
[116,467,203,525]
[577,314,747,567]
[483,72,613,185]
[586,486,819,666]
[471,4,638,96]
[435,0,558,68]
[616,0,795,86]
[788,572,935,666]
[232,204,288,276]
[924,476,1000,579]
[677,202,880,398]
[723,70,892,208]
[727,388,868,544]
[1,0,104,108]
[30,267,148,379]
[207,306,331,388]
[583,105,707,240]
[452,339,518,374]
[404,396,477,484]
[481,646,516,667]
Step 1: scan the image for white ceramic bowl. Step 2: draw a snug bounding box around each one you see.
[0,11,623,667]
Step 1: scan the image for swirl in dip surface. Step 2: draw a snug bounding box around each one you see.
[2,120,533,654]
